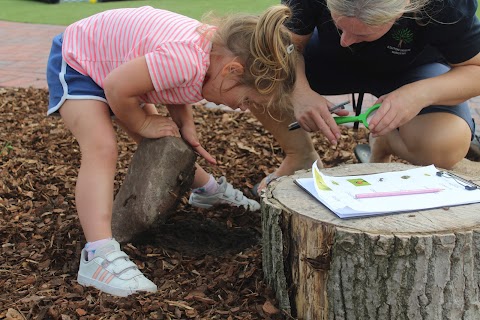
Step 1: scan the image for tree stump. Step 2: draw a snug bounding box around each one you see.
[261,163,480,320]
[112,137,196,243]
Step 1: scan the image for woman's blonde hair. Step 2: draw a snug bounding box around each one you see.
[206,5,297,110]
[326,0,430,25]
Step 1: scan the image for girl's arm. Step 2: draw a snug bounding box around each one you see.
[167,104,216,164]
[103,56,180,139]
[104,56,215,163]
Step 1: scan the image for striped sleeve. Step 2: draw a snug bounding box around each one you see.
[145,42,204,92]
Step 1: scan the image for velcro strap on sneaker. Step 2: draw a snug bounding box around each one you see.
[224,182,244,201]
[105,250,130,262]
[104,251,141,275]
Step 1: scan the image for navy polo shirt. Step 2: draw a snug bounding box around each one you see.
[282,0,480,73]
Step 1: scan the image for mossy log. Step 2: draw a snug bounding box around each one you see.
[261,163,480,320]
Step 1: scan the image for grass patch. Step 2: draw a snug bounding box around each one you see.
[1,0,478,26]
[1,0,277,26]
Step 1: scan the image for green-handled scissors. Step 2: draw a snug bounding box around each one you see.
[333,103,380,129]
[288,103,381,131]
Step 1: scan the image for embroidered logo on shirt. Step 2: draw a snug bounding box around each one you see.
[387,28,413,55]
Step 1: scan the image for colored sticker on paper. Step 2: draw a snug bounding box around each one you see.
[347,178,371,186]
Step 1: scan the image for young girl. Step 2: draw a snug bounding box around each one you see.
[46,5,297,297]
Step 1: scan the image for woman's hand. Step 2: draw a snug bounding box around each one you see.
[293,89,350,144]
[368,84,427,136]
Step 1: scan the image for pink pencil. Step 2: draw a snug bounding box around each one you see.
[355,188,443,199]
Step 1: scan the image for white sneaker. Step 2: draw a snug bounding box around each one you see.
[189,176,260,211]
[77,239,157,297]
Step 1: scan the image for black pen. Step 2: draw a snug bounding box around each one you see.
[288,101,350,131]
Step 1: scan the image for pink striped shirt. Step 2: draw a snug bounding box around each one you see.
[62,6,212,104]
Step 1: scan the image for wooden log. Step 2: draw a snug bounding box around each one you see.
[112,137,196,243]
[261,163,480,320]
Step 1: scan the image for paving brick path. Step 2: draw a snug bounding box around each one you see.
[0,20,478,145]
[0,21,64,88]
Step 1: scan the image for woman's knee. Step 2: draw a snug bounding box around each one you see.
[400,114,471,168]
[414,144,467,169]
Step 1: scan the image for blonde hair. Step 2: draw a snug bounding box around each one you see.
[326,0,430,25]
[207,5,297,110]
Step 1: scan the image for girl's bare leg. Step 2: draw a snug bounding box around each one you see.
[249,106,320,190]
[60,100,118,242]
[192,164,213,188]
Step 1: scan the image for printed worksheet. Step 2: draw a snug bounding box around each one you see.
[295,162,480,218]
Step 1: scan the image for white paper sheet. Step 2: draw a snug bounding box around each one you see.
[295,163,480,219]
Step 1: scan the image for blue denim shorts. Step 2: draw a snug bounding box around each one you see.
[46,33,107,115]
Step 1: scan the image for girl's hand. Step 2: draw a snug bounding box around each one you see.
[368,85,426,136]
[137,114,181,139]
[293,89,350,144]
[180,124,217,165]
[167,104,217,165]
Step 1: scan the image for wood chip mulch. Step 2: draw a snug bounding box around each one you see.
[0,87,439,319]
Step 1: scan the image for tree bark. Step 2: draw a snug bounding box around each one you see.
[261,163,480,320]
[112,137,196,243]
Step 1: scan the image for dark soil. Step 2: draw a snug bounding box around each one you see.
[1,87,472,319]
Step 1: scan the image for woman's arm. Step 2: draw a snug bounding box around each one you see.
[368,52,480,136]
[289,33,349,144]
[424,53,480,106]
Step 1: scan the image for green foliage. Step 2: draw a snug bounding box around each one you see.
[1,142,13,156]
[1,0,277,26]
